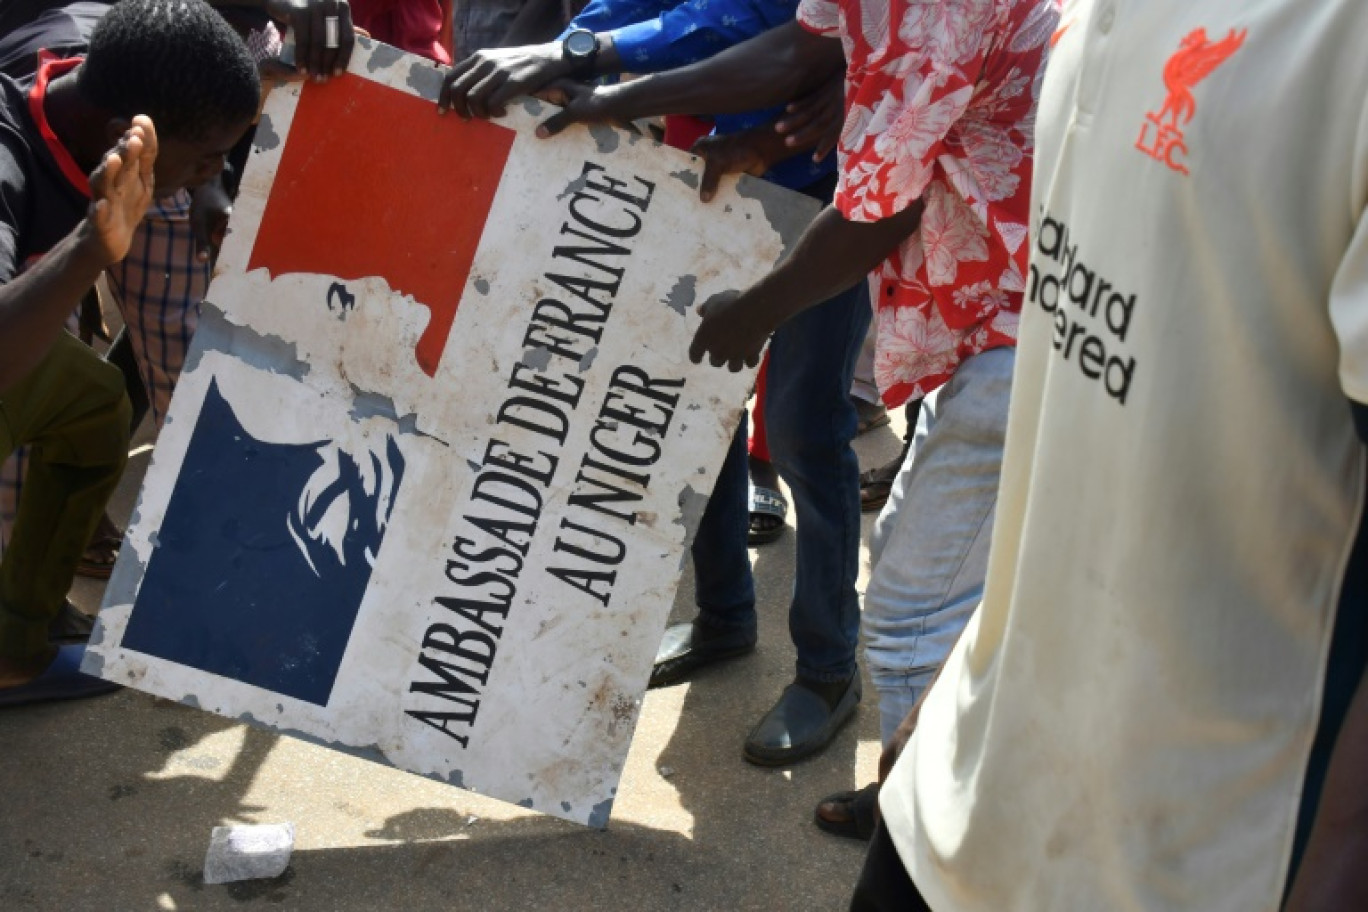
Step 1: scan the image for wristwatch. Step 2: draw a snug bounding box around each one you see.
[561,28,600,77]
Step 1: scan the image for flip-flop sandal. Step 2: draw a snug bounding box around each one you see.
[75,532,122,580]
[48,600,95,645]
[860,466,896,514]
[0,645,121,709]
[860,441,911,515]
[748,483,788,546]
[854,401,890,437]
[813,782,879,841]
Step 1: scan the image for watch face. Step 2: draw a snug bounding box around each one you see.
[565,30,597,57]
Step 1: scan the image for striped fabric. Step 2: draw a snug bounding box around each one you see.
[104,191,208,429]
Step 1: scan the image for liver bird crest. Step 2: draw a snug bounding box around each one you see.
[1157,27,1248,128]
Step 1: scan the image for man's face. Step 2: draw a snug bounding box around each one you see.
[153,117,253,196]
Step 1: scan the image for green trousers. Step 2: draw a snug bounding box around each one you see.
[0,332,129,659]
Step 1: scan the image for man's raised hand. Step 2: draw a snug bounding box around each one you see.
[86,116,157,267]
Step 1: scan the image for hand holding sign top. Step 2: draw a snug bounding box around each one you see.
[440,43,574,119]
[439,28,623,120]
[266,0,355,79]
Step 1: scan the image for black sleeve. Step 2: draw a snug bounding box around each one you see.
[0,2,108,80]
[222,124,257,200]
[0,126,31,284]
[0,0,76,37]
[1352,400,1368,446]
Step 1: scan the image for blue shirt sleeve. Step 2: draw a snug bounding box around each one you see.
[561,0,835,192]
[567,0,679,37]
[568,0,799,73]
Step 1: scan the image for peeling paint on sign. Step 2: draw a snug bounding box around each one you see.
[404,60,444,99]
[253,114,281,152]
[662,275,697,315]
[736,175,811,260]
[85,41,818,829]
[363,38,404,71]
[587,124,619,154]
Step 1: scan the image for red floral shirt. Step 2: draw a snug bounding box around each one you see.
[799,0,1059,406]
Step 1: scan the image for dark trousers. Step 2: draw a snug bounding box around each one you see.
[850,820,933,912]
[0,332,129,659]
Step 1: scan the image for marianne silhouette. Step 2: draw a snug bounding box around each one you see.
[123,379,406,705]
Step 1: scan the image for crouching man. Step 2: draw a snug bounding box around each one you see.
[0,0,259,706]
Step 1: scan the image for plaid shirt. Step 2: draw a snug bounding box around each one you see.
[1,192,204,548]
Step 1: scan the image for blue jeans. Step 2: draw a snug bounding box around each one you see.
[690,277,872,684]
[863,347,1014,742]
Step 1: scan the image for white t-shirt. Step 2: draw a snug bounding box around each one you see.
[881,1,1368,910]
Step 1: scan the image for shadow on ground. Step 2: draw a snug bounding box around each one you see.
[0,419,902,912]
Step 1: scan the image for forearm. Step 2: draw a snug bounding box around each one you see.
[591,21,841,121]
[592,0,796,77]
[744,202,924,331]
[0,224,107,390]
[1286,667,1368,910]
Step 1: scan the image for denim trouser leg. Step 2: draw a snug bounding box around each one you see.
[864,347,1014,743]
[767,279,872,683]
[849,317,880,405]
[691,411,756,633]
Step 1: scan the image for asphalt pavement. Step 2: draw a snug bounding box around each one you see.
[0,400,906,912]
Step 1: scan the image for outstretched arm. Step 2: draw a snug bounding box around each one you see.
[440,0,822,119]
[688,200,924,371]
[536,21,842,133]
[0,118,157,390]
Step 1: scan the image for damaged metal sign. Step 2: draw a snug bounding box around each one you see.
[84,38,817,827]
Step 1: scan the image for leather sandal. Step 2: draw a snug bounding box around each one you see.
[814,782,879,841]
[860,443,909,514]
